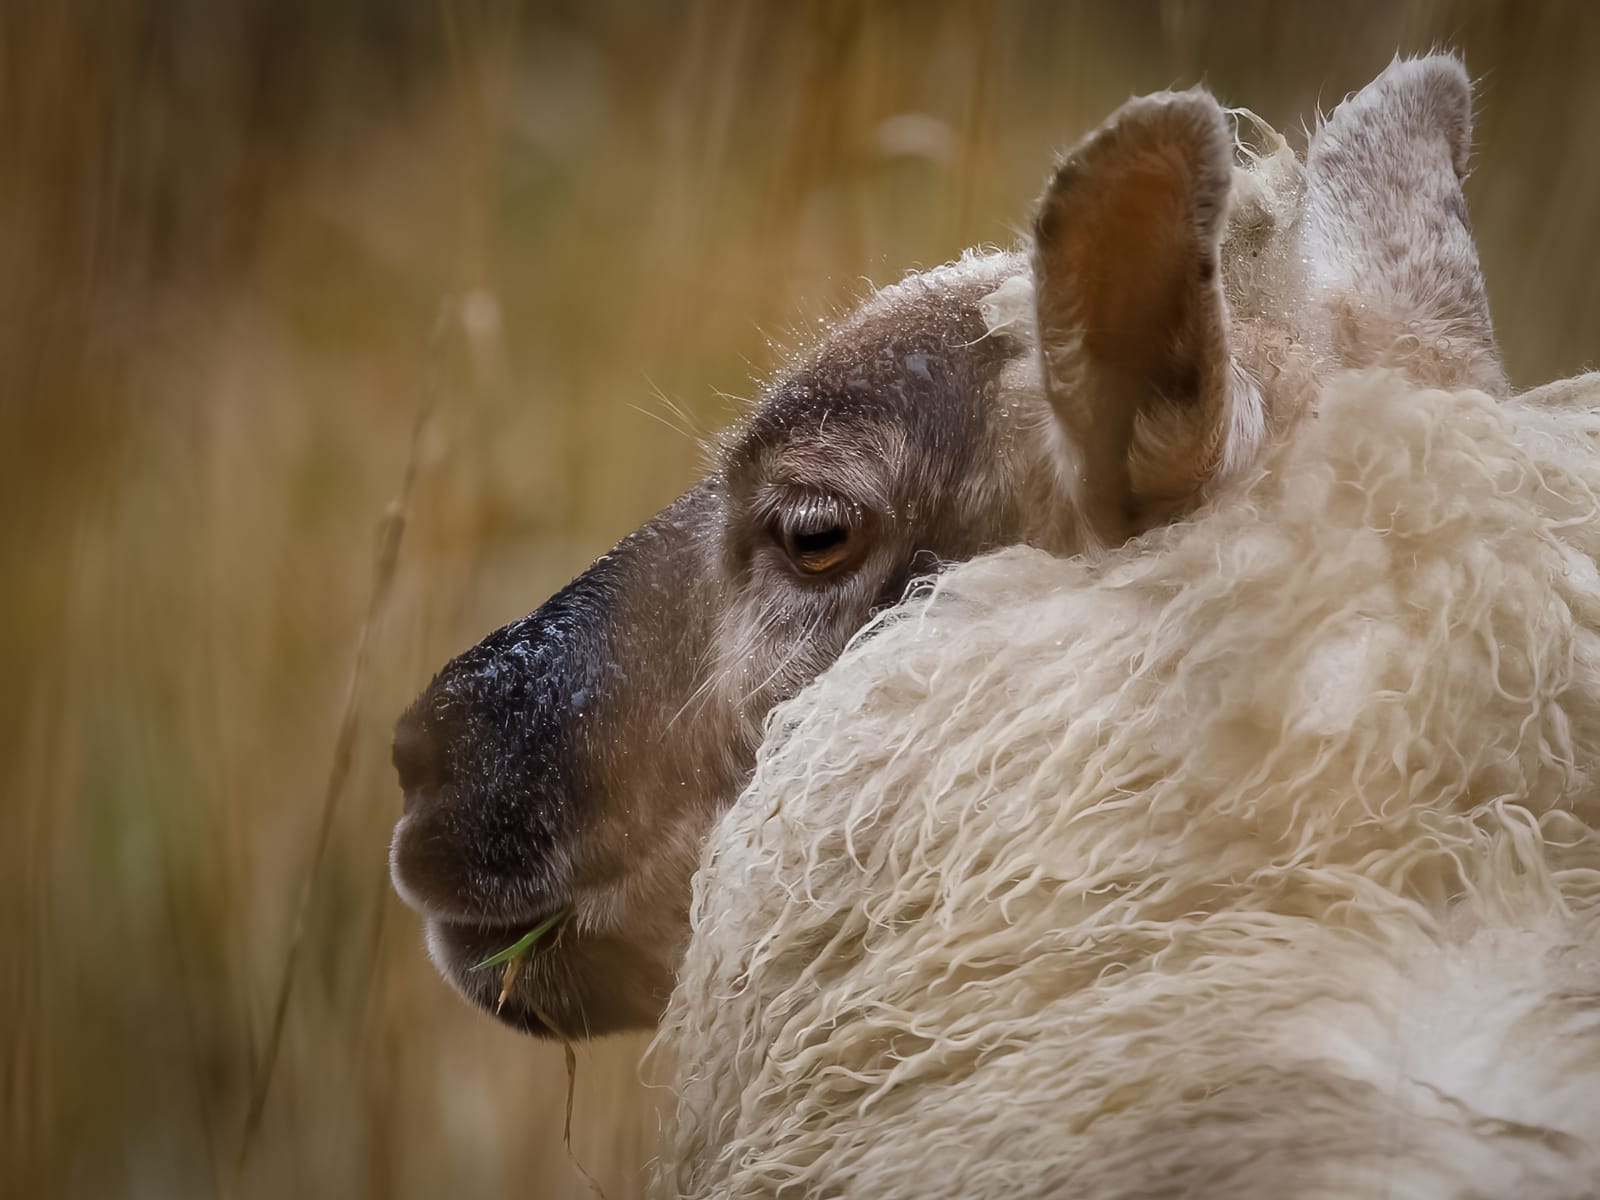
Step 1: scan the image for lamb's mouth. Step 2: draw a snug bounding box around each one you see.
[426,911,671,1038]
[426,914,574,1037]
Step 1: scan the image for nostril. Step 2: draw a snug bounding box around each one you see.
[392,713,446,797]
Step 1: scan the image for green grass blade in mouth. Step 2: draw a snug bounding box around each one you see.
[471,910,567,971]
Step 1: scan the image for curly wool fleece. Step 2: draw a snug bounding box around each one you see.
[656,370,1600,1200]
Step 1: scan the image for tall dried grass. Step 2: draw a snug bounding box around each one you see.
[2,3,1597,1197]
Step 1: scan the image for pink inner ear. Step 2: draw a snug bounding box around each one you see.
[1030,92,1236,546]
[1067,146,1213,384]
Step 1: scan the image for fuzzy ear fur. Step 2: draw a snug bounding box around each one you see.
[1031,90,1240,549]
[1306,54,1504,394]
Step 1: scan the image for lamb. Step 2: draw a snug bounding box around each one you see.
[389,53,1516,1054]
[384,44,1600,1193]
[656,364,1600,1199]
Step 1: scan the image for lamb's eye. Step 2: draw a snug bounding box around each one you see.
[774,502,866,577]
[785,523,853,574]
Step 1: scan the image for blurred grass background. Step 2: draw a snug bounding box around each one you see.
[3,2,1597,1197]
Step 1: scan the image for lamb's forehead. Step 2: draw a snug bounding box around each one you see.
[720,252,1020,481]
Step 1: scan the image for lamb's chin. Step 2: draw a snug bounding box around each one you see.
[425,918,666,1039]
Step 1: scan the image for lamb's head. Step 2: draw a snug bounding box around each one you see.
[388,55,1500,1037]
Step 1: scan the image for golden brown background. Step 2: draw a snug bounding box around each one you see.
[4,2,1598,1196]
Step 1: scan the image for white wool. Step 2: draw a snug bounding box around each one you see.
[655,370,1600,1199]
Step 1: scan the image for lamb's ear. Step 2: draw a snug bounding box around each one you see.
[1306,54,1504,394]
[1031,90,1241,550]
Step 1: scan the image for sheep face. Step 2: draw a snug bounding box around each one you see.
[388,55,1499,1038]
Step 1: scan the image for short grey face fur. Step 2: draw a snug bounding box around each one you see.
[389,56,1502,1038]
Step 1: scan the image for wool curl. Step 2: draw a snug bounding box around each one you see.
[654,369,1600,1200]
